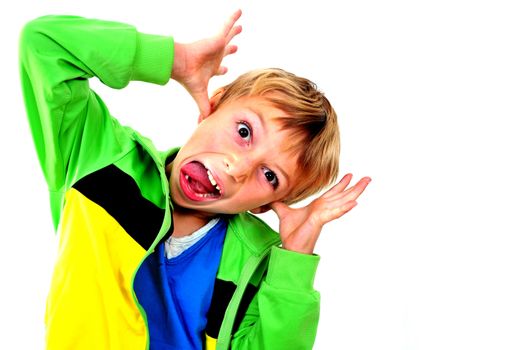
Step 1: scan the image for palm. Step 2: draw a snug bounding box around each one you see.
[274,204,319,254]
[271,174,371,254]
[179,37,228,95]
[171,10,242,117]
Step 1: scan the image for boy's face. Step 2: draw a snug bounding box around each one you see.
[168,95,300,216]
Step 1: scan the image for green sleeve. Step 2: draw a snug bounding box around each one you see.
[230,246,321,349]
[19,16,174,229]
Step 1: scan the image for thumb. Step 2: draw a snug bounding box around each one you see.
[192,91,211,119]
[269,201,289,219]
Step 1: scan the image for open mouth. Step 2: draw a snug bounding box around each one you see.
[180,161,222,201]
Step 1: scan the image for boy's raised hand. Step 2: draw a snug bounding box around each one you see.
[171,9,242,118]
[270,174,371,255]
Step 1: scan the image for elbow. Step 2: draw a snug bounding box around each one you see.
[19,16,48,57]
[19,15,67,56]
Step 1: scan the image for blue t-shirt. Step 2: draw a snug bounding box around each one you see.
[134,218,227,350]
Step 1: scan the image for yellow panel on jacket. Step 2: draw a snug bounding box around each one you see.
[45,188,148,349]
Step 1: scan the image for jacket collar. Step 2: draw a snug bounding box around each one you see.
[134,137,281,256]
[227,212,281,257]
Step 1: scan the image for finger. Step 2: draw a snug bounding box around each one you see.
[345,176,371,200]
[334,200,358,219]
[222,9,242,37]
[321,173,353,199]
[193,92,211,118]
[225,25,242,43]
[224,45,238,56]
[216,66,228,76]
[269,201,289,219]
[319,200,358,223]
[330,176,371,202]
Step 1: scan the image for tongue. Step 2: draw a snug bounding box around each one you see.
[181,162,217,194]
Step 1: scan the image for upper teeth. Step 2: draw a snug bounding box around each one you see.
[207,169,221,193]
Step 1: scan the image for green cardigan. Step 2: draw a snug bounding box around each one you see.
[20,15,320,350]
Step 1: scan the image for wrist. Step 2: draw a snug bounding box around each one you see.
[281,230,321,255]
[266,246,320,290]
[171,42,188,82]
[131,33,174,85]
[282,241,315,255]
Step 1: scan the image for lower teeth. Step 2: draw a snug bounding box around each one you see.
[195,193,217,198]
[184,174,218,198]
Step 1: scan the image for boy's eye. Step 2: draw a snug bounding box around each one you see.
[263,167,279,189]
[237,122,251,141]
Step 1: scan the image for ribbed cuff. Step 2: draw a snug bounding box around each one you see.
[131,32,174,85]
[266,246,320,291]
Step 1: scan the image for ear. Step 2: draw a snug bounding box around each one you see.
[249,204,272,214]
[198,88,225,123]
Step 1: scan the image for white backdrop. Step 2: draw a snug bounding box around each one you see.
[1,0,525,349]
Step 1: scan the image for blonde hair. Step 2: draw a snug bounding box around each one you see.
[215,68,340,204]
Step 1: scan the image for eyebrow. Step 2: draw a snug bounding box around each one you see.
[274,164,290,189]
[246,106,266,129]
[246,106,290,188]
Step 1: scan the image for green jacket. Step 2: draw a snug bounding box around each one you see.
[20,16,320,350]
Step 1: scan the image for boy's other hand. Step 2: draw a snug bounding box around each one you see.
[171,9,242,118]
[270,174,371,255]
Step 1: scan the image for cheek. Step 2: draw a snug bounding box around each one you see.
[199,125,230,148]
[185,132,218,152]
[244,180,274,202]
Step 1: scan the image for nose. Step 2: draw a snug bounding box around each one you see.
[224,155,253,183]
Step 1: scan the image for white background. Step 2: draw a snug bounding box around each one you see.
[1,0,525,349]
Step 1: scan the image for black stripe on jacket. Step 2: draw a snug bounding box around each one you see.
[73,164,165,250]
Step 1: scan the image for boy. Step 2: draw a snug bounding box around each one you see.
[19,10,370,350]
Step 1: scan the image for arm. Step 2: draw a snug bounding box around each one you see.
[19,16,173,228]
[273,173,372,255]
[230,247,320,350]
[19,11,240,228]
[170,9,242,118]
[230,174,371,349]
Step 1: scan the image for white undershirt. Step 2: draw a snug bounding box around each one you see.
[164,218,220,259]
